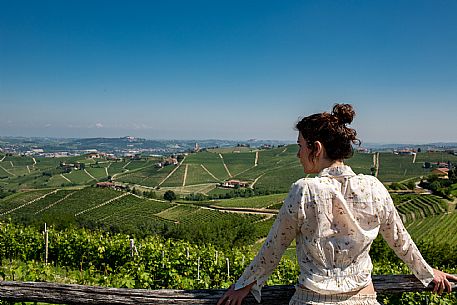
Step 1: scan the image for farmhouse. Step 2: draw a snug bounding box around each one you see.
[96,182,115,188]
[155,157,178,168]
[220,179,250,188]
[86,152,101,159]
[394,149,416,156]
[96,182,127,191]
[431,168,449,179]
[60,162,85,172]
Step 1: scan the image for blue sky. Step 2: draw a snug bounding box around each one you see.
[1,0,456,143]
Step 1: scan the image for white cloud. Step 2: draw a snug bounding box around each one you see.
[95,123,104,128]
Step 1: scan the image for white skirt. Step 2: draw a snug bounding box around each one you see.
[289,285,380,305]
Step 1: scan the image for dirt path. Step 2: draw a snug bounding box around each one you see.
[158,156,186,187]
[75,193,128,216]
[0,156,5,162]
[60,174,72,183]
[0,190,58,216]
[35,191,76,215]
[412,153,417,163]
[373,152,379,177]
[27,165,31,173]
[9,161,14,167]
[219,153,232,177]
[105,166,109,177]
[250,173,265,189]
[0,165,15,176]
[254,151,259,166]
[182,164,188,186]
[32,157,36,165]
[123,161,132,169]
[200,164,220,181]
[84,169,98,181]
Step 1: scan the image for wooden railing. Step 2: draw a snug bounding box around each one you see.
[1,275,456,305]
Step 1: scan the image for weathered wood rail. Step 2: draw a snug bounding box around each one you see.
[0,275,456,305]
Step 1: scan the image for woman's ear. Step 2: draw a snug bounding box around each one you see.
[314,141,324,158]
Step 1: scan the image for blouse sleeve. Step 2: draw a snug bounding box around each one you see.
[377,182,435,287]
[234,181,304,303]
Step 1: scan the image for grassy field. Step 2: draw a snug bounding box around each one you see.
[212,193,286,209]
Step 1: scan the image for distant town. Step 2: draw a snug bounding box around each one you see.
[0,136,291,158]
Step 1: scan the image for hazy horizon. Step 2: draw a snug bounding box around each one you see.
[1,1,457,143]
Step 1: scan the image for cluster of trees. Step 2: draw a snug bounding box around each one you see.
[130,187,158,199]
[419,167,457,199]
[130,188,176,202]
[0,187,15,199]
[389,180,416,190]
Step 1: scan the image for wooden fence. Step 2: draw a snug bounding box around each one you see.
[1,275,456,305]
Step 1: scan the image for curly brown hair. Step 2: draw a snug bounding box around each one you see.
[295,103,360,161]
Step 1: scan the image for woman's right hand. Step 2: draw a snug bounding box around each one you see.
[217,283,253,305]
[432,268,457,294]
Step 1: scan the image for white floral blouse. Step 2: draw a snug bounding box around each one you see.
[234,165,435,303]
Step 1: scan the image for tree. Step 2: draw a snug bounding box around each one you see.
[406,180,416,190]
[163,190,176,202]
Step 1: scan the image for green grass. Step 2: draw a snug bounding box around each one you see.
[213,193,286,209]
[85,167,109,180]
[185,163,221,184]
[376,153,429,182]
[2,155,35,166]
[107,161,129,176]
[207,147,255,153]
[222,152,256,177]
[124,160,152,171]
[65,169,96,184]
[116,165,175,187]
[160,164,186,187]
[184,152,229,181]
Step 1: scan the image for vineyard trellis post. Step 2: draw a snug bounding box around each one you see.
[129,239,138,257]
[197,256,200,280]
[43,223,48,265]
[226,258,230,278]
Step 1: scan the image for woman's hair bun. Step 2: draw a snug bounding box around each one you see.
[332,103,355,125]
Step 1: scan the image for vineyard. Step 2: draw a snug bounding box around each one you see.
[2,148,457,304]
[391,194,448,223]
[0,187,273,247]
[0,222,456,304]
[2,146,457,198]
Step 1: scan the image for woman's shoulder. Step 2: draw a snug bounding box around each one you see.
[353,173,385,186]
[292,176,331,190]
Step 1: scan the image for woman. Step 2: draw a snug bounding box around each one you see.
[217,104,456,305]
